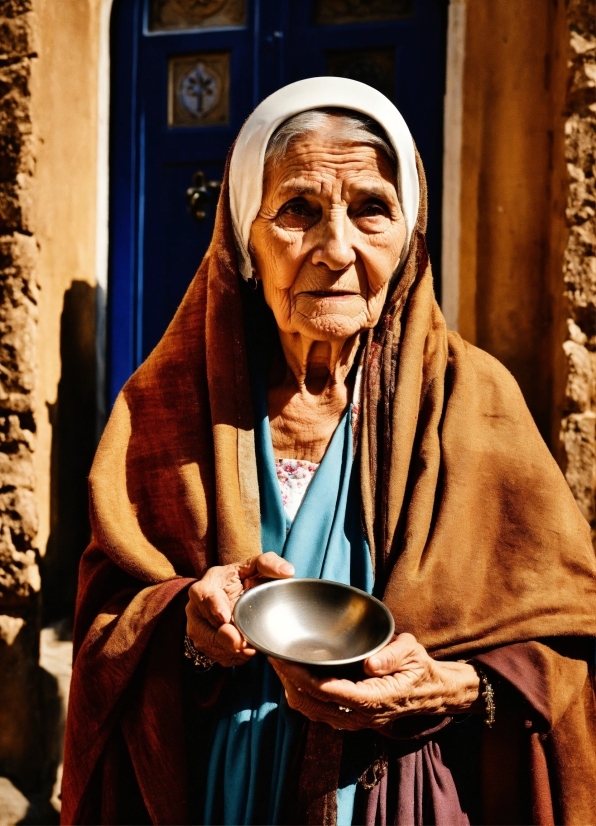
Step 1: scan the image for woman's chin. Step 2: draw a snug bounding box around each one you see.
[294,314,367,342]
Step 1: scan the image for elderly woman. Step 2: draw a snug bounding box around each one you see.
[62,79,596,826]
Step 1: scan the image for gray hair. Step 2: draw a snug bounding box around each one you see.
[264,107,397,173]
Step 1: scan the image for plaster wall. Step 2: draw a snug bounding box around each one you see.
[454,0,595,536]
[457,0,567,441]
[31,0,101,620]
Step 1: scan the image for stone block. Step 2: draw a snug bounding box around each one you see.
[0,13,37,60]
[0,59,32,117]
[563,338,595,413]
[0,486,38,544]
[0,232,36,268]
[0,546,40,601]
[0,1,34,19]
[0,57,34,186]
[0,446,35,489]
[567,0,596,36]
[561,411,596,524]
[0,183,23,232]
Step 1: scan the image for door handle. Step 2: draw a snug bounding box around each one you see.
[186,171,222,221]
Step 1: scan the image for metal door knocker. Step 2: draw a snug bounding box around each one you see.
[186,171,222,221]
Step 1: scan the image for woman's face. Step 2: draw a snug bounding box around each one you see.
[249,119,407,343]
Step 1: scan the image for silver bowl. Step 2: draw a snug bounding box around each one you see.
[233,578,395,666]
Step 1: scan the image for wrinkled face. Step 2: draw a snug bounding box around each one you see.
[249,119,407,343]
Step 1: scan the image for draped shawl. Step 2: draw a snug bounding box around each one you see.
[61,91,596,825]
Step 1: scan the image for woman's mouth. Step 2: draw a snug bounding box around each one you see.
[303,290,359,299]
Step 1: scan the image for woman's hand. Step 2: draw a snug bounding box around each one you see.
[269,633,481,731]
[185,552,294,668]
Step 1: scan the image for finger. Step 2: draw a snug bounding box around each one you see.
[190,587,233,626]
[364,633,420,676]
[216,622,256,656]
[186,613,250,666]
[189,566,244,603]
[256,551,295,579]
[204,588,234,625]
[190,566,236,594]
[238,552,294,582]
[269,659,319,691]
[271,660,394,728]
[269,659,364,706]
[282,681,362,731]
[242,575,268,591]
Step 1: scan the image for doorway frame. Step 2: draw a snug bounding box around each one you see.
[95,0,464,419]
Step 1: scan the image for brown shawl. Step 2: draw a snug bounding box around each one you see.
[61,156,596,825]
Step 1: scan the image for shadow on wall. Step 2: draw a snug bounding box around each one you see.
[42,280,98,627]
[0,609,61,826]
[0,281,100,824]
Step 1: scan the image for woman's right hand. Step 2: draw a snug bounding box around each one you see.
[185,552,294,668]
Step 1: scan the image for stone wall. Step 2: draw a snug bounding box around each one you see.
[0,0,46,806]
[560,0,596,541]
[0,232,39,612]
[0,3,39,608]
[0,0,100,819]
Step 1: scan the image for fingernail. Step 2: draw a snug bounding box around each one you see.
[280,562,294,575]
[368,657,381,671]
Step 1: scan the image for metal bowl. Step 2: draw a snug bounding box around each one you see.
[233,578,395,666]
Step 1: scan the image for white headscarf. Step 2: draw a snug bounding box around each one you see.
[229,76,420,281]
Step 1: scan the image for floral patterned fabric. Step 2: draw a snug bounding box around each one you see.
[275,458,319,522]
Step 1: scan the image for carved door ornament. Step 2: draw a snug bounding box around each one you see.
[326,48,395,100]
[168,52,230,127]
[150,0,246,31]
[313,0,414,26]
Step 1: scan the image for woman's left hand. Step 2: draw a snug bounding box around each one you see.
[269,633,481,731]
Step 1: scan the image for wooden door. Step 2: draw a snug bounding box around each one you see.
[108,0,447,404]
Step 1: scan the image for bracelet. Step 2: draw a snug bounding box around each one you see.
[184,634,216,671]
[472,663,496,728]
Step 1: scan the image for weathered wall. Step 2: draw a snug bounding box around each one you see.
[456,0,595,537]
[458,0,567,442]
[559,0,596,539]
[0,0,45,805]
[0,0,100,818]
[31,0,100,623]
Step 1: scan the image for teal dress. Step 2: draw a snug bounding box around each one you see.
[203,387,373,826]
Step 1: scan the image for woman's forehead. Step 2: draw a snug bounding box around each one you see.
[228,77,419,279]
[263,138,398,196]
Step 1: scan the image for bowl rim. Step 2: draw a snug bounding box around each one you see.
[232,577,395,666]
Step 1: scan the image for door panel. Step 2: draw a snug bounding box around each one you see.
[312,0,415,26]
[149,0,247,31]
[284,1,446,308]
[167,52,232,127]
[108,0,447,405]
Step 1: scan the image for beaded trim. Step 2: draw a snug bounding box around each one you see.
[358,754,388,790]
[184,634,216,671]
[473,663,496,727]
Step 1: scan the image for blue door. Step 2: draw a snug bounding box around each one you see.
[109,0,447,404]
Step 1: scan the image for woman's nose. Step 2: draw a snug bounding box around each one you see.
[311,212,356,271]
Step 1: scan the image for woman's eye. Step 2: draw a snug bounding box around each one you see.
[277,198,320,229]
[287,201,313,217]
[354,200,389,219]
